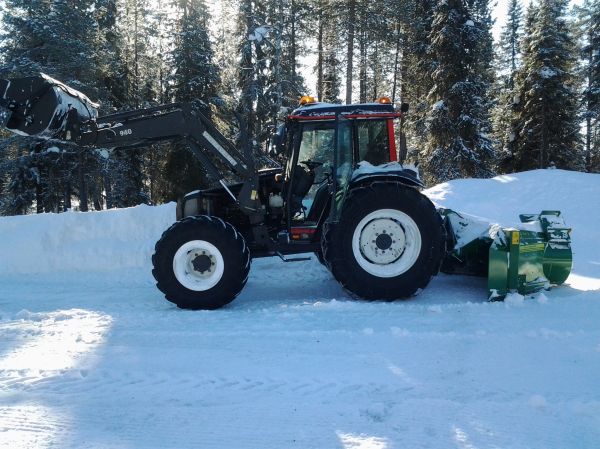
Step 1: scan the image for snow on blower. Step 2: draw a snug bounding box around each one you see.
[0,74,572,309]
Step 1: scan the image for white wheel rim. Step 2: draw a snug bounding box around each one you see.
[351,209,422,278]
[172,240,225,291]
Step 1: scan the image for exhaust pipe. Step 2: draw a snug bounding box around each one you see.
[0,73,99,139]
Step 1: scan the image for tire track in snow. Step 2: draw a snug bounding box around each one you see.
[2,365,414,406]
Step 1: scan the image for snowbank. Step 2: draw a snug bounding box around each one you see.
[0,169,598,283]
[424,169,600,279]
[0,203,176,275]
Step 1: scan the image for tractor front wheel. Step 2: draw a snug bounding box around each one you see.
[322,183,445,299]
[152,215,250,310]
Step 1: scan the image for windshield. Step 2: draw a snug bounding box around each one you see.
[298,123,335,165]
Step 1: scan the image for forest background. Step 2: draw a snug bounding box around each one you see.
[0,0,598,215]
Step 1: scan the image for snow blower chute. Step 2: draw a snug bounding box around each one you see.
[0,72,574,308]
[440,209,572,299]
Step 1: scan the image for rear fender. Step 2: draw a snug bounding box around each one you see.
[349,170,424,190]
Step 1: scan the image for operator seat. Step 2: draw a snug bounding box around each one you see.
[305,183,329,223]
[289,164,314,217]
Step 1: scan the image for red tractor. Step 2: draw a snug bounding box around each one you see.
[0,74,459,309]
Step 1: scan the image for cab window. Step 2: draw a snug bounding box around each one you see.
[298,124,335,164]
[357,120,390,166]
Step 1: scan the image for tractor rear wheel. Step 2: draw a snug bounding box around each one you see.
[322,183,445,299]
[152,215,250,310]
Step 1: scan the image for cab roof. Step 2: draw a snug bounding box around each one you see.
[288,102,399,121]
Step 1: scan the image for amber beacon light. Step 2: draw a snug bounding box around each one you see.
[299,95,316,105]
[376,96,392,104]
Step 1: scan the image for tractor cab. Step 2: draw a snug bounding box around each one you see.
[274,96,415,242]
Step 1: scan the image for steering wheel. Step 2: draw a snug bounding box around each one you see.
[300,160,324,171]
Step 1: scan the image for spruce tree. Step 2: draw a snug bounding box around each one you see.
[592,0,600,172]
[493,0,523,172]
[1,0,104,213]
[574,0,600,172]
[262,0,308,125]
[421,0,495,184]
[512,0,583,171]
[107,0,159,208]
[401,0,436,162]
[214,0,240,99]
[43,0,100,92]
[96,0,129,109]
[322,29,342,103]
[0,0,53,78]
[162,0,220,201]
[237,0,265,148]
[170,0,219,104]
[315,0,342,103]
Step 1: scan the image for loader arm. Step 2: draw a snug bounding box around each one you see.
[0,74,261,213]
[77,103,260,211]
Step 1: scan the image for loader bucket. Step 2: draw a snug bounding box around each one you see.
[441,209,572,300]
[0,73,98,139]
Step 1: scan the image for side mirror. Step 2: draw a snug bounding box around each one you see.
[400,103,409,113]
[268,134,279,155]
[268,124,286,155]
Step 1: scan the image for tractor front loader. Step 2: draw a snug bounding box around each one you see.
[0,74,572,309]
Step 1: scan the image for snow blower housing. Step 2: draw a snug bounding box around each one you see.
[0,74,573,309]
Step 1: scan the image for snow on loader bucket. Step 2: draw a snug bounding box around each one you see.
[0,73,98,138]
[440,210,572,299]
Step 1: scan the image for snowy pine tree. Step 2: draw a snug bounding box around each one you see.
[237,0,266,148]
[493,0,524,172]
[262,0,308,127]
[315,0,342,103]
[96,0,129,109]
[170,0,220,104]
[400,0,436,162]
[512,0,583,171]
[162,0,220,201]
[575,0,600,172]
[106,0,161,208]
[0,0,105,213]
[421,0,495,185]
[0,0,53,78]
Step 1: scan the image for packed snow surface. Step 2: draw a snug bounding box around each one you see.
[0,169,599,449]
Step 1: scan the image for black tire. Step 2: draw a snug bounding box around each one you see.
[322,183,445,300]
[152,215,250,310]
[314,250,327,266]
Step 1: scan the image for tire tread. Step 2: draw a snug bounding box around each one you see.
[152,215,250,310]
[322,182,445,300]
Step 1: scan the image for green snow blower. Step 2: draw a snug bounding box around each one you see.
[441,209,573,299]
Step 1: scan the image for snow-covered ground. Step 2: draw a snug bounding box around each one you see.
[0,169,599,449]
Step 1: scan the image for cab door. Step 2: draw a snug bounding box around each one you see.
[285,122,336,222]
